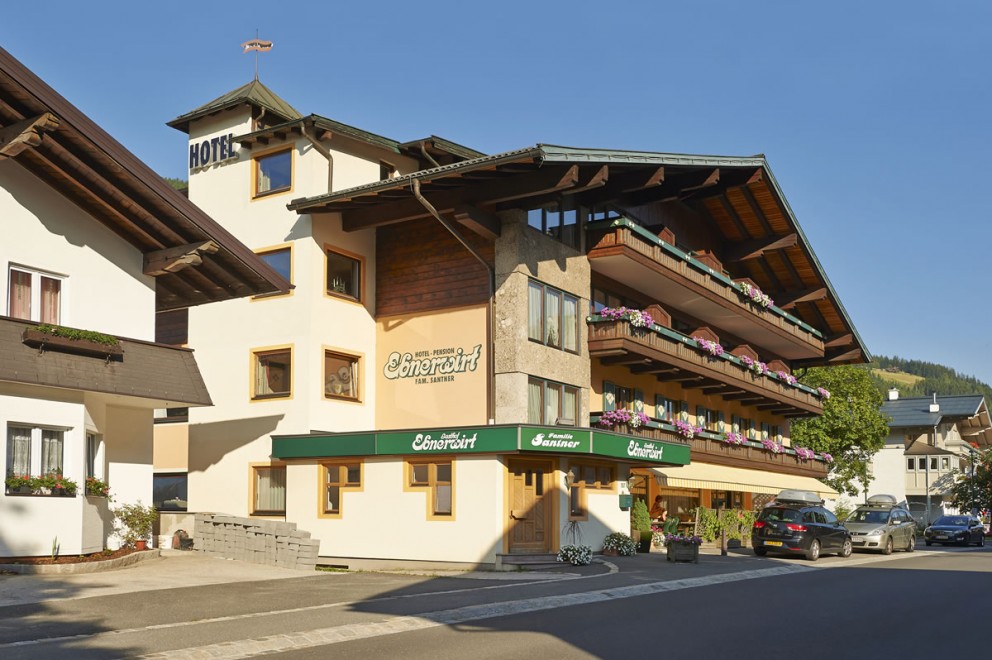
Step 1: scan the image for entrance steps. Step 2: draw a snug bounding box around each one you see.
[494,553,561,571]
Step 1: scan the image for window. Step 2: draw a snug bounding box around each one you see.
[7,266,62,323]
[256,247,292,286]
[528,280,579,352]
[153,473,188,511]
[907,458,916,471]
[321,462,361,515]
[655,396,674,422]
[567,462,614,518]
[590,286,637,315]
[408,460,453,517]
[253,149,292,197]
[324,351,360,401]
[252,347,292,399]
[5,425,64,477]
[528,378,578,425]
[940,457,950,471]
[85,433,100,479]
[929,457,938,471]
[251,465,286,515]
[526,201,580,248]
[380,161,396,180]
[326,249,361,301]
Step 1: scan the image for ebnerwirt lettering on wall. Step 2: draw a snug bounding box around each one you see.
[382,344,482,385]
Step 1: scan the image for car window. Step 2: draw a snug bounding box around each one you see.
[934,516,967,526]
[802,511,816,523]
[759,508,801,523]
[814,511,828,524]
[848,510,889,524]
[821,508,838,524]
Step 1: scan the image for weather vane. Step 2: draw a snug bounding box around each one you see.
[241,31,273,81]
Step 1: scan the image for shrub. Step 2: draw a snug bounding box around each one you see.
[631,498,652,533]
[556,544,593,566]
[602,532,638,556]
[113,501,158,547]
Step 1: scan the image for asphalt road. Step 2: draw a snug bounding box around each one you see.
[1,543,988,659]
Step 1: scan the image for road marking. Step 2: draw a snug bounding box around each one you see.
[134,564,812,659]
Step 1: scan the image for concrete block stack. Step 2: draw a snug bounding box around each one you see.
[192,513,319,571]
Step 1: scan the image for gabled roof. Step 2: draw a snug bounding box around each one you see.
[0,47,291,310]
[287,144,868,365]
[904,440,958,457]
[167,79,302,133]
[882,394,989,430]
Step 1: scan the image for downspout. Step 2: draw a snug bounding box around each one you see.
[302,121,334,192]
[411,178,496,423]
[419,141,441,169]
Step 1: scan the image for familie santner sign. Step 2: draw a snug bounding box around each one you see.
[272,425,690,466]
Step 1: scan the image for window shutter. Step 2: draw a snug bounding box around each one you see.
[718,411,725,433]
[634,389,644,414]
[695,405,705,429]
[731,415,739,433]
[762,423,770,440]
[655,395,665,420]
[603,381,616,412]
[680,401,689,422]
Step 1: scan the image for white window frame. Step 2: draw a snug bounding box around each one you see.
[6,424,69,477]
[7,264,66,324]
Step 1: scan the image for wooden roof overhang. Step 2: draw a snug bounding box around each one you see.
[289,144,868,368]
[954,403,992,448]
[0,47,291,311]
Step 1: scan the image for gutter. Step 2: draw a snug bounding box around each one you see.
[411,178,496,423]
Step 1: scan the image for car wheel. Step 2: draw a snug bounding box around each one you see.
[883,536,893,555]
[806,539,821,561]
[980,535,986,548]
[906,535,915,552]
[839,538,852,558]
[754,547,768,557]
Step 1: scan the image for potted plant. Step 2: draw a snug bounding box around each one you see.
[556,544,593,566]
[631,499,653,553]
[37,472,77,496]
[602,532,638,556]
[5,473,35,494]
[113,501,158,549]
[84,476,111,497]
[665,533,703,563]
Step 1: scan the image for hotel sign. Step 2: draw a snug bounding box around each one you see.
[189,133,237,169]
[376,427,518,455]
[592,432,691,465]
[520,427,591,453]
[382,344,482,385]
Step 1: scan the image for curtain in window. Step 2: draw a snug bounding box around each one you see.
[8,426,31,475]
[41,429,63,474]
[527,380,543,424]
[40,276,60,324]
[255,467,286,512]
[527,283,542,341]
[8,270,31,320]
[562,296,577,351]
[257,161,272,193]
[561,387,577,424]
[544,290,560,347]
[545,385,560,425]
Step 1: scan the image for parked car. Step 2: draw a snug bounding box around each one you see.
[843,494,916,554]
[924,516,986,547]
[752,490,852,561]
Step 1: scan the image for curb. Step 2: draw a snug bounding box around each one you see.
[0,549,161,575]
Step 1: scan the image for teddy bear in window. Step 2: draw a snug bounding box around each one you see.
[326,366,353,397]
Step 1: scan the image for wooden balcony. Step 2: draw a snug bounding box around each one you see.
[590,415,830,479]
[587,219,824,361]
[588,318,825,417]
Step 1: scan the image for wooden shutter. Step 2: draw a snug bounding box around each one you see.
[718,411,725,433]
[603,381,616,412]
[680,401,689,422]
[634,389,644,414]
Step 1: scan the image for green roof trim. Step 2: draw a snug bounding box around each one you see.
[587,217,824,340]
[167,79,302,132]
[398,135,486,160]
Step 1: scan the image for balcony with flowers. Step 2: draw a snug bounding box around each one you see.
[586,216,824,361]
[587,305,826,416]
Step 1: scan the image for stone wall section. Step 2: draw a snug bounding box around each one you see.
[193,513,319,571]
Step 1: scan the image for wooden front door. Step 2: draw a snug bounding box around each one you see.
[508,459,552,554]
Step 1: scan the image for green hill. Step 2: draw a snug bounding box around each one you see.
[867,356,992,403]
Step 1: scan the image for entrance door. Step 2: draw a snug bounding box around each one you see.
[508,459,552,554]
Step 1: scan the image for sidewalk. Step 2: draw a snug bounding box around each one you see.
[0,546,759,608]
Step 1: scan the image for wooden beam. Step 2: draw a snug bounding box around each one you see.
[0,112,59,160]
[576,166,664,206]
[824,333,854,348]
[342,165,579,231]
[143,241,219,276]
[724,233,798,264]
[600,355,652,367]
[777,286,827,310]
[617,168,722,208]
[452,205,500,240]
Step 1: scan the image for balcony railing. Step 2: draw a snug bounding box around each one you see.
[587,218,824,357]
[588,315,826,416]
[590,414,830,478]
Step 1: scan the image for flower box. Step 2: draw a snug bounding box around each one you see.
[666,540,700,563]
[22,327,124,359]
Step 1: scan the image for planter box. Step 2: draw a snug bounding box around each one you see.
[666,541,700,563]
[22,328,124,359]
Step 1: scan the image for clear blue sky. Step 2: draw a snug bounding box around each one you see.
[4,2,991,385]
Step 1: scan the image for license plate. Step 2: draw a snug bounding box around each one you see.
[852,539,865,545]
[763,540,783,547]
[936,535,947,540]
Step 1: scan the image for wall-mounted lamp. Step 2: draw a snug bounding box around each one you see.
[627,474,644,490]
[563,467,576,489]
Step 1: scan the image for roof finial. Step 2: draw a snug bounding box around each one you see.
[241,30,273,82]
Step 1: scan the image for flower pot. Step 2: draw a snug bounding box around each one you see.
[666,541,700,563]
[134,540,148,551]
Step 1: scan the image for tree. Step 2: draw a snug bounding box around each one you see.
[792,365,890,497]
[948,448,992,515]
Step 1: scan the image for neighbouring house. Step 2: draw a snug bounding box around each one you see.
[160,76,868,568]
[858,389,992,522]
[0,47,289,558]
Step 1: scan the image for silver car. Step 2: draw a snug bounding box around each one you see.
[843,495,916,554]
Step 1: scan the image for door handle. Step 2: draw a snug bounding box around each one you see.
[510,510,528,521]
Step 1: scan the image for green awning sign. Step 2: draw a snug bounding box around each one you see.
[520,427,591,453]
[376,427,518,455]
[592,431,691,465]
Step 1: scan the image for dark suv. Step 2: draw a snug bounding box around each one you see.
[751,490,852,561]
